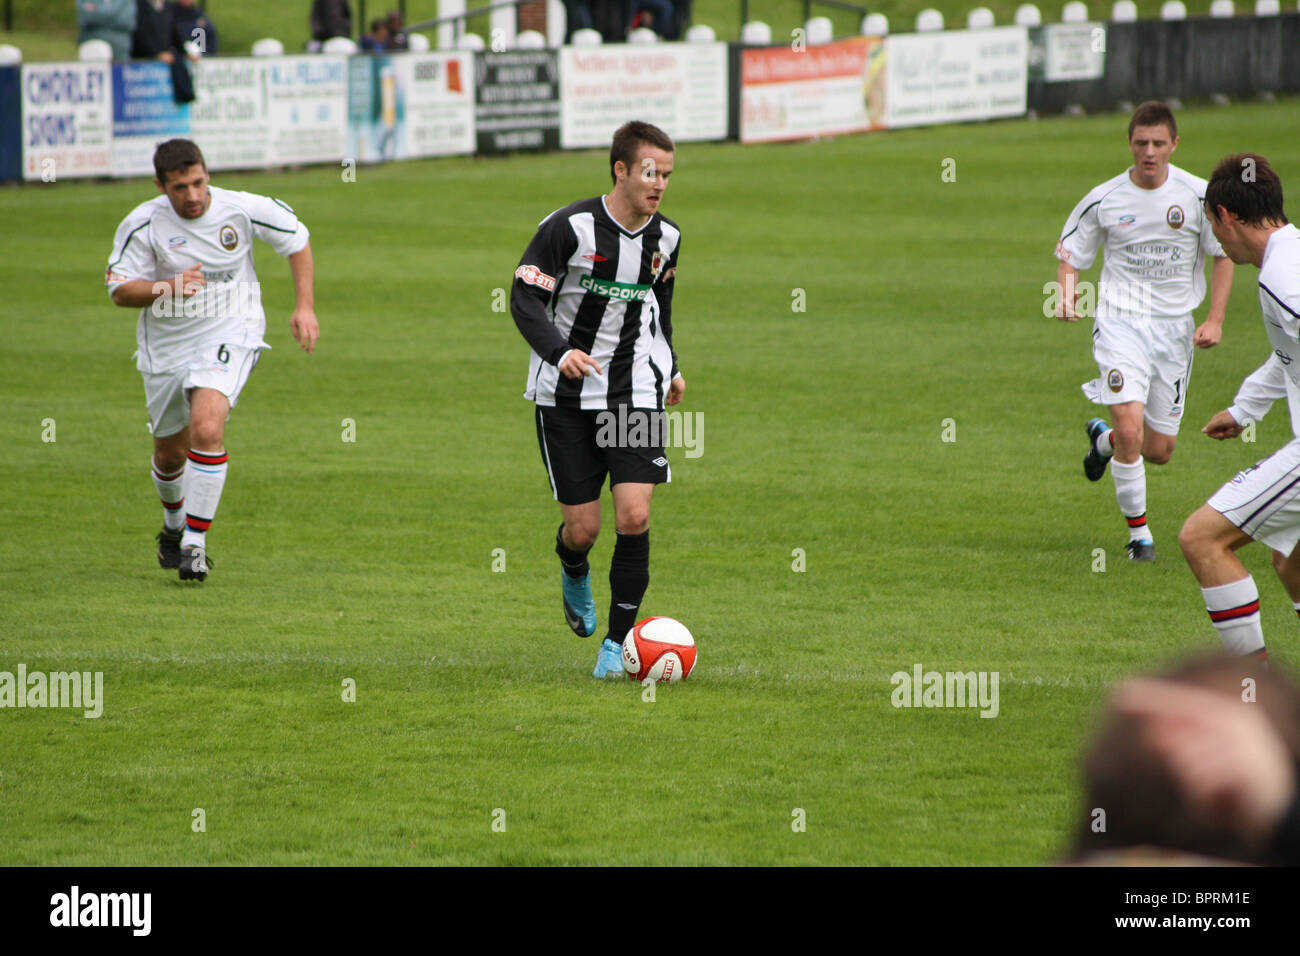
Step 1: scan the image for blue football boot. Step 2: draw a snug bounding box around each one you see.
[592,638,625,679]
[562,572,597,637]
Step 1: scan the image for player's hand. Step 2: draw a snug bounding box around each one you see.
[290,307,319,353]
[558,350,601,380]
[179,263,205,297]
[1194,320,1223,349]
[1055,302,1078,323]
[1202,409,1243,440]
[157,51,175,64]
[667,374,685,406]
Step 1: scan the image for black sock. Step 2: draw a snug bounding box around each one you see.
[555,523,590,579]
[608,529,649,642]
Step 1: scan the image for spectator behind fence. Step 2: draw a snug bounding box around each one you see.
[563,0,594,41]
[591,0,631,42]
[77,0,138,60]
[173,0,218,55]
[132,0,183,61]
[633,0,678,39]
[385,9,408,50]
[1073,654,1300,865]
[360,19,391,51]
[311,0,354,41]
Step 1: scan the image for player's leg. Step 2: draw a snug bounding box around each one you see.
[1179,506,1264,659]
[1083,318,1157,560]
[536,406,604,637]
[595,413,671,677]
[178,387,230,580]
[1271,548,1300,616]
[1182,440,1300,661]
[143,369,191,568]
[1108,400,1156,560]
[176,344,260,580]
[1140,318,1193,467]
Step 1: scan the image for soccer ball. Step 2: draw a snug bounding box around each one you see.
[621,616,697,683]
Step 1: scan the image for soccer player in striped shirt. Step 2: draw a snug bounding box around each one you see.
[105,139,319,581]
[1055,102,1233,562]
[511,121,685,678]
[1179,154,1299,662]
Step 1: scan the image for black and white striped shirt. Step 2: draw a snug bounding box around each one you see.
[511,195,681,409]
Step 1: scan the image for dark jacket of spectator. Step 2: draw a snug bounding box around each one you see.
[173,0,218,55]
[311,0,354,41]
[131,0,184,59]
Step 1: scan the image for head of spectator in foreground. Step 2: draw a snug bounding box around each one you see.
[1073,654,1300,865]
[1204,152,1289,267]
[387,8,404,30]
[153,138,210,219]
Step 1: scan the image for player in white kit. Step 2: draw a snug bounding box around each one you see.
[1179,154,1300,663]
[105,139,319,580]
[1055,102,1233,561]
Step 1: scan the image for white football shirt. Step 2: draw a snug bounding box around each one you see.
[1056,164,1224,322]
[1227,225,1300,437]
[105,184,310,373]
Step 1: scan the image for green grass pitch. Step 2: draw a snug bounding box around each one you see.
[2,100,1298,865]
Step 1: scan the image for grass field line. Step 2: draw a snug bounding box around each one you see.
[8,648,1111,688]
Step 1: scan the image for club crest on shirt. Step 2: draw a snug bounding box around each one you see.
[220,224,238,251]
[1166,205,1185,230]
[650,250,667,280]
[1107,369,1124,393]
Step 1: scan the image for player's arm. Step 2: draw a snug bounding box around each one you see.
[1054,260,1082,322]
[1194,255,1234,349]
[110,265,206,308]
[246,192,317,353]
[1204,353,1286,438]
[657,242,684,404]
[511,214,598,379]
[1053,191,1102,322]
[288,243,319,353]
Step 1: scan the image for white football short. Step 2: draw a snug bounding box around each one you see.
[1081,315,1195,437]
[1207,438,1300,557]
[141,341,264,438]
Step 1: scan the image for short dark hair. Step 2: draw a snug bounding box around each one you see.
[1074,654,1300,865]
[1206,152,1289,227]
[153,139,206,183]
[609,121,675,185]
[1128,101,1177,141]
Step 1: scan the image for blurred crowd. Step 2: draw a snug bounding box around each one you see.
[77,0,218,62]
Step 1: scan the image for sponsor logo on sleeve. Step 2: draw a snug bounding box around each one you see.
[515,264,557,292]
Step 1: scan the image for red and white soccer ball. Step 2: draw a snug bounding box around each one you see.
[621,616,697,683]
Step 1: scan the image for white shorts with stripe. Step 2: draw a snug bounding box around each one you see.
[1208,438,1300,557]
[142,340,265,438]
[1081,315,1194,437]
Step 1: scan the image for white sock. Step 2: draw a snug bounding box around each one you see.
[1111,457,1150,541]
[182,448,228,550]
[152,459,185,533]
[1202,577,1265,657]
[1094,428,1114,457]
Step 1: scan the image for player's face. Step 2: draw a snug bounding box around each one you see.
[1206,203,1247,264]
[617,145,674,220]
[1128,124,1177,188]
[156,164,211,219]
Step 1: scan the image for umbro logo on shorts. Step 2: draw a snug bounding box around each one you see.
[652,456,668,467]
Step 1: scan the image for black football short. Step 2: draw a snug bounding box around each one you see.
[534,405,671,505]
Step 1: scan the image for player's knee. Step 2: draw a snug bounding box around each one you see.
[1178,512,1216,562]
[1272,550,1290,578]
[1112,424,1143,454]
[616,509,650,535]
[154,450,186,473]
[189,420,224,451]
[1146,445,1174,466]
[566,522,600,551]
